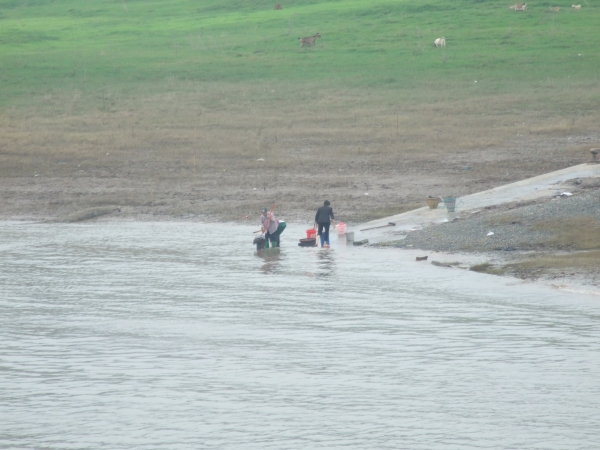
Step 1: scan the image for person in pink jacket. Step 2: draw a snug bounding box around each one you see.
[261,207,280,248]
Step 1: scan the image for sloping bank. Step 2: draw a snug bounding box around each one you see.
[387,178,600,287]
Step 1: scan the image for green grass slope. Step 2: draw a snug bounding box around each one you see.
[0,0,598,105]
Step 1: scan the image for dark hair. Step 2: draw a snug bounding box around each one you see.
[324,200,330,206]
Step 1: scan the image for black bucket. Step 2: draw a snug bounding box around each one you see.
[298,238,316,247]
[253,236,266,251]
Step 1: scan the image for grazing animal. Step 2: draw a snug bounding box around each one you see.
[509,3,527,11]
[549,6,560,11]
[274,4,282,9]
[433,37,446,48]
[571,4,581,9]
[299,33,321,47]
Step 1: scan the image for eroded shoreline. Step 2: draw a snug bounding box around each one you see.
[382,180,600,293]
[4,184,599,294]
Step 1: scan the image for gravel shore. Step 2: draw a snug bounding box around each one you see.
[395,182,600,253]
[391,178,600,286]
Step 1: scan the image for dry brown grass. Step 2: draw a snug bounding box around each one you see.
[471,250,600,278]
[533,216,600,250]
[469,262,506,275]
[499,217,600,277]
[1,80,599,222]
[509,250,600,271]
[470,262,494,273]
[2,82,597,170]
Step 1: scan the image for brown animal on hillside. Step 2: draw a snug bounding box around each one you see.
[509,3,527,11]
[299,33,321,47]
[549,6,560,11]
[274,4,282,10]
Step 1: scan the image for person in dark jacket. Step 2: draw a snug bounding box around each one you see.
[314,200,335,248]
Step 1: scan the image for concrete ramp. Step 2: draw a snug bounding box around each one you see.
[352,163,600,244]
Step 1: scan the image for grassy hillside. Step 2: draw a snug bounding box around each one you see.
[1,0,598,224]
[0,0,599,105]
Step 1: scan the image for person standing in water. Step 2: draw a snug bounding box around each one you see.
[314,200,335,248]
[261,207,280,248]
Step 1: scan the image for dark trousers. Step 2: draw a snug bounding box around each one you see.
[317,222,330,246]
[265,230,280,247]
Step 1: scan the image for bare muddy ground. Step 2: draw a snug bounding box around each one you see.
[1,84,599,225]
[1,132,597,225]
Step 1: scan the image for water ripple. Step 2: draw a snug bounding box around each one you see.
[1,222,599,449]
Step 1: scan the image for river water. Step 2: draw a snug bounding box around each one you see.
[1,222,599,449]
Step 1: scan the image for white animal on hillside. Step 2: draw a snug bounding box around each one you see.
[571,4,581,9]
[509,3,527,11]
[433,37,446,48]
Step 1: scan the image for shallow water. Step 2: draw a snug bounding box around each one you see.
[1,222,599,449]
